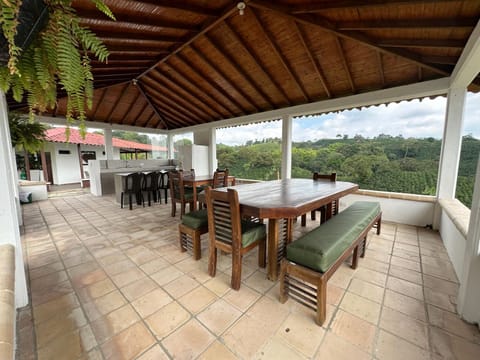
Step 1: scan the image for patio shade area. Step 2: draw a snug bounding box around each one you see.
[16,192,480,359]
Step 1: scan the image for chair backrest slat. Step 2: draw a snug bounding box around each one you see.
[313,172,336,182]
[212,168,229,188]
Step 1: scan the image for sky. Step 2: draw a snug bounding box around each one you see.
[215,92,480,146]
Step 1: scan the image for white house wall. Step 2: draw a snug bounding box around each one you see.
[51,143,81,184]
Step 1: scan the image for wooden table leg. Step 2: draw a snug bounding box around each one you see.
[267,219,279,281]
[192,186,197,211]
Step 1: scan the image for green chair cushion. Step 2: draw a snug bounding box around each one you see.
[287,201,380,273]
[183,188,194,200]
[241,220,266,248]
[181,209,208,229]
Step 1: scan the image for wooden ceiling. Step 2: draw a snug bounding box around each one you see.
[7,0,480,130]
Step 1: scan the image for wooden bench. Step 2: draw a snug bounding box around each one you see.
[178,209,209,260]
[279,201,382,326]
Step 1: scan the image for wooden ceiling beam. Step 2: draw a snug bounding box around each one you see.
[176,51,247,115]
[206,30,274,109]
[102,51,167,60]
[163,61,234,117]
[177,54,243,116]
[248,9,300,104]
[105,83,130,123]
[144,89,195,127]
[249,1,451,76]
[136,1,220,17]
[93,31,188,44]
[153,64,231,117]
[289,0,461,13]
[138,3,240,78]
[93,73,140,80]
[335,38,356,93]
[378,39,465,49]
[421,55,458,65]
[189,43,255,112]
[136,81,170,129]
[292,21,332,98]
[120,92,141,125]
[125,101,148,126]
[338,18,478,30]
[91,60,153,67]
[91,67,147,73]
[92,88,108,120]
[142,76,211,122]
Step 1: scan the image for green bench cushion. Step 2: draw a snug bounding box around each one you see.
[241,220,266,248]
[181,209,208,229]
[287,201,380,273]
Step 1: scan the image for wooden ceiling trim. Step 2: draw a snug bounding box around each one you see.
[377,52,386,86]
[105,83,130,123]
[176,54,242,116]
[136,81,170,129]
[120,91,141,125]
[293,21,332,98]
[337,18,478,30]
[141,75,211,122]
[92,88,108,120]
[141,80,204,126]
[248,9,302,104]
[189,43,253,113]
[138,3,240,78]
[148,68,223,119]
[335,38,356,93]
[249,1,452,77]
[205,31,274,110]
[378,39,465,49]
[177,50,247,115]
[162,62,234,117]
[288,0,461,13]
[200,35,262,111]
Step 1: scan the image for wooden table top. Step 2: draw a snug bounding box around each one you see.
[216,179,358,219]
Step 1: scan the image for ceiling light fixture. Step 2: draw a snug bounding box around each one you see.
[132,79,138,86]
[237,2,246,15]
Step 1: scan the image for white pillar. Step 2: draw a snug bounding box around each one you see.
[209,128,217,174]
[281,114,292,179]
[167,133,175,159]
[436,88,466,199]
[103,128,114,160]
[0,91,28,308]
[457,154,480,325]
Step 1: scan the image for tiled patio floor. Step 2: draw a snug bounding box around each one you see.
[16,192,480,359]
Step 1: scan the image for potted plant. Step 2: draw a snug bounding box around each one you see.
[0,0,115,134]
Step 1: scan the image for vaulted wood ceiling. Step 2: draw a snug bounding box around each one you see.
[7,0,480,130]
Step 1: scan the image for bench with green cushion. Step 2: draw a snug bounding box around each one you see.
[280,201,382,326]
[179,209,209,260]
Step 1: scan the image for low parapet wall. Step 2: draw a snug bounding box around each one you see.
[0,244,15,359]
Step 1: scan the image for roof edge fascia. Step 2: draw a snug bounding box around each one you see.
[170,77,450,135]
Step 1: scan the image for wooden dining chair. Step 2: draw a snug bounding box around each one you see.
[301,172,338,226]
[212,168,229,188]
[169,170,195,218]
[205,187,266,290]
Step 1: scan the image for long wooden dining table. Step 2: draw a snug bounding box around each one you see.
[183,174,235,210]
[215,179,359,281]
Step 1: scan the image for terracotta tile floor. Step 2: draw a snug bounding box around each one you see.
[16,193,480,360]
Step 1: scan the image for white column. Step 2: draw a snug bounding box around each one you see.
[457,154,480,325]
[436,88,466,199]
[167,133,175,159]
[209,128,217,174]
[281,114,292,179]
[0,91,28,308]
[103,128,114,160]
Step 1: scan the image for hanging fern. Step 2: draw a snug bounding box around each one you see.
[0,0,115,135]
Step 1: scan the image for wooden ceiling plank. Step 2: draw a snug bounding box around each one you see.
[151,64,232,117]
[142,76,211,123]
[289,0,461,13]
[190,43,255,112]
[120,91,141,125]
[249,0,451,76]
[248,9,301,104]
[148,95,194,127]
[105,83,130,123]
[335,37,356,93]
[377,52,385,87]
[136,1,220,17]
[293,21,332,98]
[205,31,274,109]
[91,88,108,120]
[93,31,187,44]
[421,55,458,65]
[338,18,478,30]
[126,101,149,126]
[176,51,246,115]
[136,81,170,129]
[378,39,465,49]
[138,3,240,78]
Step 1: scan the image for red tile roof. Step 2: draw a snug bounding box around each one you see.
[44,128,167,152]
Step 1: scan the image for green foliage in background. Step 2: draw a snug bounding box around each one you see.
[8,111,46,152]
[217,135,479,208]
